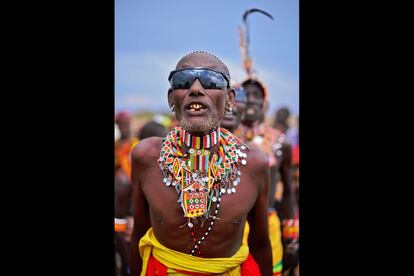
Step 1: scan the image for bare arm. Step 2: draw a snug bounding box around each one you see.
[130,144,152,276]
[279,143,299,271]
[279,143,298,220]
[247,152,273,276]
[115,170,133,272]
[115,170,132,218]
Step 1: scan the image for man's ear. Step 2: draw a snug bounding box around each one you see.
[167,88,174,110]
[226,88,236,107]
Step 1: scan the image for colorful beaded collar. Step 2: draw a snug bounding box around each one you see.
[158,126,248,256]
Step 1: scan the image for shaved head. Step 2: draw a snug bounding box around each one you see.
[176,51,231,83]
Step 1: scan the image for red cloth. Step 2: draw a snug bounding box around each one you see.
[240,254,261,275]
[146,255,167,276]
[292,144,299,165]
[146,253,261,276]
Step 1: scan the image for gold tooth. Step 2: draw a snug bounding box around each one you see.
[190,103,204,109]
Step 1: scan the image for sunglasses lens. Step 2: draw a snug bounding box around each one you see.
[198,70,227,89]
[235,88,247,103]
[170,69,228,90]
[170,70,197,89]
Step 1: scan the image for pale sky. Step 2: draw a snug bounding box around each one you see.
[115,0,299,117]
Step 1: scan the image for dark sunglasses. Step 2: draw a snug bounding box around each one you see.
[168,67,230,90]
[235,87,247,103]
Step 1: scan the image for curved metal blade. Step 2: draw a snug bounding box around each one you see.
[242,8,274,23]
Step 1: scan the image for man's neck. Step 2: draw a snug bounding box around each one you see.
[180,127,220,153]
[119,136,130,143]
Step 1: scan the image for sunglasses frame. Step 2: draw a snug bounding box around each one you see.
[168,67,230,89]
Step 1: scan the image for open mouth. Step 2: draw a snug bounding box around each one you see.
[222,115,236,123]
[187,103,207,112]
[223,110,237,120]
[245,107,256,115]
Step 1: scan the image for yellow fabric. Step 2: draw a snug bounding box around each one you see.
[242,222,250,246]
[268,211,283,269]
[242,211,283,270]
[139,228,249,276]
[131,137,140,151]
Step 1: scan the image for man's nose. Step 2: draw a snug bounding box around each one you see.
[246,93,257,104]
[189,78,205,96]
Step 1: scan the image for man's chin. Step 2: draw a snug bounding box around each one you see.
[242,115,258,123]
[180,118,218,134]
[221,117,236,129]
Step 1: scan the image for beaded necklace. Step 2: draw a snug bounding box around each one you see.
[181,128,220,149]
[158,126,248,256]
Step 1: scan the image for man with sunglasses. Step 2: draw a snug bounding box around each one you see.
[236,79,299,275]
[130,51,272,275]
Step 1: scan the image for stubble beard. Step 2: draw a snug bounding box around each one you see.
[180,113,219,134]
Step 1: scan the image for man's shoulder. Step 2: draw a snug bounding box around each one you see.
[131,136,164,162]
[245,145,268,169]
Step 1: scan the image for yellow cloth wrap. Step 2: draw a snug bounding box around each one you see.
[242,211,283,272]
[139,228,249,276]
[242,222,250,246]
